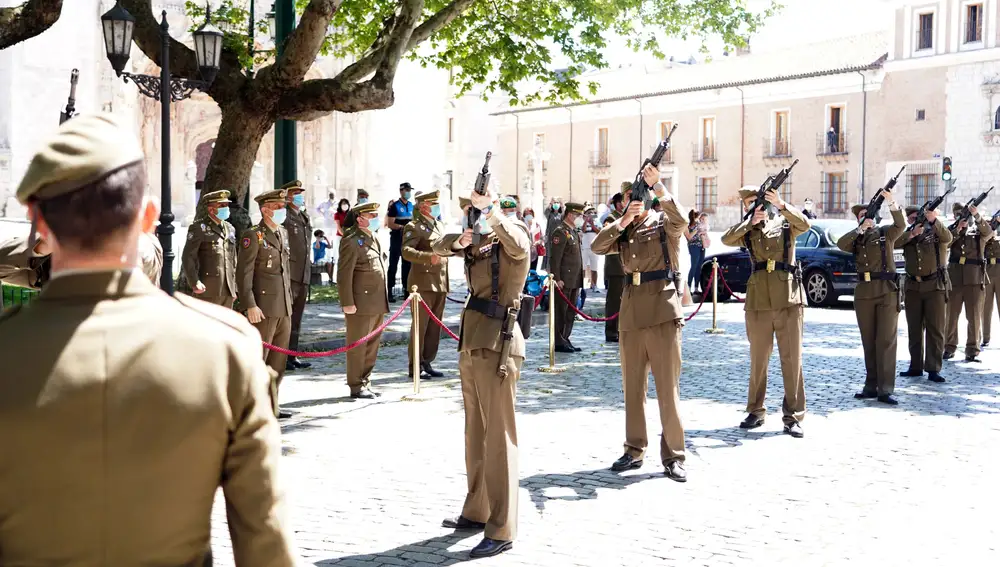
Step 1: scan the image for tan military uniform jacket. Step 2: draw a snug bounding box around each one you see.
[721,205,810,311]
[603,210,626,278]
[432,213,531,357]
[283,206,312,285]
[549,221,584,288]
[181,218,238,298]
[138,231,163,287]
[836,208,906,300]
[591,198,686,331]
[0,235,47,288]
[0,270,294,566]
[894,219,953,293]
[948,216,994,287]
[986,231,1000,280]
[337,226,389,315]
[237,222,293,317]
[402,211,449,293]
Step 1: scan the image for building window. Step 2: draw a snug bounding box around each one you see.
[821,172,849,213]
[695,177,718,212]
[701,117,716,160]
[915,109,926,121]
[659,121,674,163]
[772,110,790,156]
[965,3,983,44]
[591,127,610,168]
[770,171,793,204]
[917,12,934,51]
[908,174,937,205]
[447,117,454,143]
[592,178,610,205]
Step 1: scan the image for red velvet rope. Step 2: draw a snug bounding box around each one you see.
[263,296,413,357]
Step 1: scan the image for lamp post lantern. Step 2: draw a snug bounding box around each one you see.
[100,1,221,295]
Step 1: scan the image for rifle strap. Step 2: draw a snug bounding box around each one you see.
[659,223,673,274]
[491,243,501,302]
[745,222,792,274]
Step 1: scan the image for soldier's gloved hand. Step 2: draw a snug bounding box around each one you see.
[557,280,565,289]
[959,220,969,230]
[343,305,357,315]
[193,281,206,295]
[764,189,784,210]
[911,223,924,237]
[969,205,978,217]
[642,164,660,187]
[246,306,265,324]
[859,218,875,233]
[881,189,893,203]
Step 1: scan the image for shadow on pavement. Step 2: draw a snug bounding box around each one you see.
[314,533,474,566]
[519,467,663,512]
[685,427,785,456]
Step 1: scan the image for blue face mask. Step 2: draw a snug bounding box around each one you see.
[271,208,287,225]
[403,191,412,201]
[215,207,230,221]
[367,216,381,232]
[292,194,305,207]
[478,215,492,233]
[358,197,369,204]
[430,204,441,218]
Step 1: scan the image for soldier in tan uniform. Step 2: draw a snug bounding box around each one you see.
[721,186,809,437]
[338,201,389,399]
[837,191,905,405]
[944,202,994,362]
[983,211,1000,348]
[591,164,688,482]
[0,113,294,565]
[432,188,530,559]
[0,233,50,288]
[282,180,314,370]
[549,201,586,353]
[603,186,629,343]
[895,205,952,383]
[402,190,448,378]
[180,189,238,308]
[237,188,294,419]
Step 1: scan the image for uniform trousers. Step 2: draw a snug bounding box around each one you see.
[253,315,291,416]
[619,319,685,464]
[409,291,445,367]
[458,348,520,542]
[288,281,309,352]
[604,275,625,340]
[983,269,999,344]
[744,306,807,425]
[945,284,985,357]
[346,313,384,393]
[854,293,899,396]
[200,295,235,309]
[387,235,411,297]
[554,287,580,347]
[904,288,947,373]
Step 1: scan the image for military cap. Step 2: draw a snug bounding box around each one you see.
[414,190,440,204]
[851,204,867,218]
[564,202,586,214]
[200,189,231,205]
[254,188,287,205]
[738,185,759,201]
[621,181,632,192]
[499,195,519,209]
[16,112,144,204]
[357,188,370,197]
[400,182,413,190]
[280,180,304,194]
[459,196,472,209]
[905,205,920,217]
[352,201,380,216]
[583,205,597,214]
[953,202,964,214]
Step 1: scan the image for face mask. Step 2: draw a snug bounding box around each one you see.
[341,204,349,212]
[430,204,441,218]
[367,216,381,232]
[292,194,305,207]
[478,215,492,233]
[574,217,584,229]
[506,211,518,219]
[215,207,230,221]
[358,197,369,204]
[552,203,560,211]
[270,208,287,224]
[524,215,534,223]
[403,191,412,200]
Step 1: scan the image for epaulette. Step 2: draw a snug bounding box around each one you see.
[173,293,258,339]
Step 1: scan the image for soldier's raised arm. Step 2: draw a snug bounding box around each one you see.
[933,217,954,246]
[591,217,624,255]
[181,228,204,289]
[337,232,360,308]
[489,211,530,261]
[402,227,435,264]
[657,192,687,239]
[976,212,995,241]
[236,229,260,311]
[886,205,906,244]
[780,204,811,237]
[721,218,754,247]
[836,226,860,253]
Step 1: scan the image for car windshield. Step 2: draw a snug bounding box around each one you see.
[818,220,859,244]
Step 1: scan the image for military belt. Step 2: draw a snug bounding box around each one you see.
[907,270,944,283]
[466,296,509,319]
[753,260,796,274]
[950,257,985,266]
[859,271,897,282]
[625,268,676,286]
[988,257,998,265]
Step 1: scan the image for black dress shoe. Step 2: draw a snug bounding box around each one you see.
[441,515,486,531]
[610,453,643,472]
[738,413,764,429]
[277,410,293,419]
[943,351,955,360]
[877,394,899,405]
[469,537,512,558]
[982,341,990,348]
[783,422,804,438]
[854,389,878,399]
[927,372,946,383]
[899,368,923,377]
[350,389,376,399]
[421,362,444,378]
[663,461,687,482]
[294,359,312,369]
[965,355,982,363]
[285,361,297,371]
[606,336,619,343]
[554,345,576,354]
[572,346,582,352]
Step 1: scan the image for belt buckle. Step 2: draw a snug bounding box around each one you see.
[863,272,871,282]
[631,272,641,286]
[766,259,776,273]
[960,257,967,265]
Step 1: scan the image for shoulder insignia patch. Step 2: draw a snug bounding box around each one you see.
[552,236,561,245]
[358,238,365,246]
[256,231,263,243]
[200,223,207,232]
[187,232,194,240]
[242,237,251,248]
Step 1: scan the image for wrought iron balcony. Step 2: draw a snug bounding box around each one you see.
[692,141,717,162]
[589,150,610,168]
[816,131,848,156]
[763,137,792,158]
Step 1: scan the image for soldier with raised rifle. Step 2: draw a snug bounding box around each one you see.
[944,202,994,362]
[982,211,1000,348]
[402,190,448,378]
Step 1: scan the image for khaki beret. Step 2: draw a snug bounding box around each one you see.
[851,204,867,218]
[905,205,920,216]
[953,202,964,214]
[738,187,759,201]
[415,190,439,204]
[254,188,287,205]
[459,197,472,209]
[17,112,144,204]
[352,201,380,215]
[564,202,585,214]
[200,189,231,204]
[621,181,632,192]
[279,180,303,193]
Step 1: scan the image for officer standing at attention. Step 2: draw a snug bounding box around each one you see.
[549,202,586,353]
[180,189,238,308]
[237,188,294,419]
[431,188,530,559]
[338,201,389,399]
[0,113,295,564]
[603,189,628,343]
[403,190,448,378]
[282,180,314,371]
[721,185,810,438]
[982,211,1000,348]
[386,182,414,302]
[944,202,994,362]
[895,205,952,383]
[837,189,905,405]
[591,164,688,482]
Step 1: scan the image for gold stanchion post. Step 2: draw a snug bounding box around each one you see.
[705,258,724,334]
[539,274,565,373]
[403,286,432,401]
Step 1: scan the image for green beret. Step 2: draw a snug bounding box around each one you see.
[564,202,585,214]
[255,188,287,205]
[415,190,440,204]
[352,201,380,215]
[17,112,144,204]
[499,196,518,209]
[459,197,472,209]
[200,190,231,205]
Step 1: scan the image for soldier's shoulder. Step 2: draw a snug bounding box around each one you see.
[172,293,259,342]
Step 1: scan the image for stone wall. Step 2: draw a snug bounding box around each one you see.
[945,60,1000,211]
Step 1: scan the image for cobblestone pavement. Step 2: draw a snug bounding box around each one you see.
[211,299,1000,567]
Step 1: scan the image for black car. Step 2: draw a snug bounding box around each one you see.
[700,219,905,306]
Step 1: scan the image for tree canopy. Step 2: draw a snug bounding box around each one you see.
[0,0,63,51]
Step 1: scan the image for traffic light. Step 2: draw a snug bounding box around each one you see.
[942,156,953,181]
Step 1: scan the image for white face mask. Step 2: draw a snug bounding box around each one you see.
[574,217,584,229]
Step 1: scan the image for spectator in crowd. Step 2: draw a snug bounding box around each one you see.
[581,205,601,292]
[523,207,544,271]
[313,229,335,284]
[686,209,708,294]
[333,198,351,239]
[802,198,817,219]
[316,192,338,229]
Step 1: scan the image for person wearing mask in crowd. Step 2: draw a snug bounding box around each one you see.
[386,182,414,302]
[802,198,818,220]
[686,210,706,295]
[580,205,601,293]
[316,191,338,230]
[313,229,335,285]
[522,207,544,271]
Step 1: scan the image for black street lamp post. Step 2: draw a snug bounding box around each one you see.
[100,2,223,295]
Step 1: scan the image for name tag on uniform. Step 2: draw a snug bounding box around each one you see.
[267,259,273,268]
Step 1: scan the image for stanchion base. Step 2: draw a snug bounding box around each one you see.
[401,391,433,401]
[704,328,725,334]
[538,366,566,373]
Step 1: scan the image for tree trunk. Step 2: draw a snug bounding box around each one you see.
[0,0,63,51]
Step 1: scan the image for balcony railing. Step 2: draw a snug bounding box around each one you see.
[648,144,675,164]
[816,131,848,156]
[763,137,792,158]
[526,159,548,172]
[589,150,610,168]
[692,141,717,162]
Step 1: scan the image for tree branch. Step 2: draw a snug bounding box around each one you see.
[372,0,424,87]
[268,0,343,88]
[275,78,394,120]
[0,0,62,50]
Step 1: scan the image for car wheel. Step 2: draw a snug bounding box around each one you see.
[805,270,833,307]
[700,265,732,302]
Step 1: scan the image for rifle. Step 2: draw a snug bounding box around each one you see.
[990,209,1000,232]
[59,69,79,125]
[467,151,492,246]
[629,124,678,206]
[905,183,956,233]
[742,159,799,221]
[496,304,520,380]
[948,186,994,231]
[859,166,906,227]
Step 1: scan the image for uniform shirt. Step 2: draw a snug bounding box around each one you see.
[602,209,626,278]
[985,230,1000,280]
[720,205,811,311]
[138,232,163,287]
[402,211,449,293]
[0,269,294,566]
[181,218,238,299]
[387,199,414,237]
[591,198,686,331]
[236,222,293,317]
[548,221,584,288]
[283,206,312,285]
[894,218,953,293]
[836,208,906,300]
[0,235,48,288]
[337,226,389,315]
[432,212,531,357]
[948,216,995,287]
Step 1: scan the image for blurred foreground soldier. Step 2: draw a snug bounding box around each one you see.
[603,189,628,343]
[944,202,994,362]
[591,164,688,482]
[0,233,51,288]
[983,211,1000,347]
[549,201,585,353]
[138,229,163,286]
[403,190,448,378]
[338,201,389,398]
[0,113,294,565]
[895,205,952,382]
[237,188,294,419]
[837,191,905,405]
[180,189,238,308]
[432,189,530,559]
[283,180,314,370]
[721,185,809,437]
